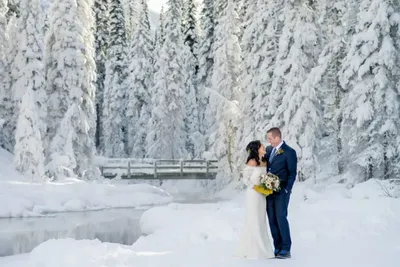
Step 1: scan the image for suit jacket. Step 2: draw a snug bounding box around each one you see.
[264,142,297,193]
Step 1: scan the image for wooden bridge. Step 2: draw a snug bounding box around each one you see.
[97,158,218,180]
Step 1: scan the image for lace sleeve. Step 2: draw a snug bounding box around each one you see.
[250,168,262,185]
[242,166,254,187]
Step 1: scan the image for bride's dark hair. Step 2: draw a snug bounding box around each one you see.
[245,140,266,166]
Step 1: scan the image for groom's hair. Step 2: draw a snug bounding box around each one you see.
[267,127,281,138]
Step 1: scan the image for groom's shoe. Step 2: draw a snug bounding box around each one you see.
[276,250,291,259]
[274,249,280,257]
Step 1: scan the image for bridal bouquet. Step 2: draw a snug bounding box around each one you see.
[253,173,280,196]
[260,173,281,192]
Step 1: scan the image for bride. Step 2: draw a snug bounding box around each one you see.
[235,140,274,259]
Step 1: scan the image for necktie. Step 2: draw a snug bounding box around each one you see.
[269,147,276,162]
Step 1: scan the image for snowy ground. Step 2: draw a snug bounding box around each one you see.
[0,149,173,218]
[1,179,398,267]
[0,180,172,217]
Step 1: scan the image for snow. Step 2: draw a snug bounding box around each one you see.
[0,148,172,218]
[1,180,399,267]
[0,180,172,218]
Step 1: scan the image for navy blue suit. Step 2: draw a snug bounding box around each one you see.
[264,142,297,252]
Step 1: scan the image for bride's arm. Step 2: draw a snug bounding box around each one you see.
[249,169,261,185]
[242,167,254,187]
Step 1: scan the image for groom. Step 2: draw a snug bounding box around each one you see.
[264,127,297,259]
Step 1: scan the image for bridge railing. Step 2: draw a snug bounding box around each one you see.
[95,158,219,179]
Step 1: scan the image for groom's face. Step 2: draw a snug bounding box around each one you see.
[267,133,281,147]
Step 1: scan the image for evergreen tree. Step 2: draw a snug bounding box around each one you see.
[0,13,18,152]
[252,0,285,135]
[197,0,215,152]
[94,0,109,150]
[122,0,138,40]
[153,6,165,80]
[154,5,165,50]
[209,0,242,182]
[339,0,400,181]
[267,1,320,182]
[307,0,349,177]
[103,0,129,157]
[126,0,153,158]
[183,45,203,158]
[238,0,267,149]
[0,0,12,151]
[182,0,198,63]
[12,0,47,181]
[45,0,99,179]
[181,0,202,158]
[146,0,187,159]
[14,89,46,181]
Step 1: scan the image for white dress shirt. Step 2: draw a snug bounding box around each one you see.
[274,141,284,151]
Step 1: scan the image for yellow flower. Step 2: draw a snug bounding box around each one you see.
[277,148,284,155]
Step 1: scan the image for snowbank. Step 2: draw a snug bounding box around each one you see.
[0,181,172,218]
[1,179,399,267]
[0,148,173,217]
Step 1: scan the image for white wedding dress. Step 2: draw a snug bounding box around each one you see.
[235,165,274,259]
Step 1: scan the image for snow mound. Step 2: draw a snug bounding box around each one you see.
[0,148,173,217]
[0,179,172,218]
[351,178,400,199]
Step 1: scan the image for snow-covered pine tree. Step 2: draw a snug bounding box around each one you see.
[267,0,320,182]
[44,2,72,152]
[209,0,242,184]
[14,89,46,181]
[183,45,203,158]
[103,0,129,157]
[45,0,99,179]
[10,10,32,136]
[0,11,19,152]
[126,0,153,158]
[197,0,215,152]
[0,0,6,82]
[12,0,47,125]
[238,0,266,150]
[252,0,285,135]
[12,0,47,182]
[122,0,138,40]
[306,0,348,177]
[181,0,202,158]
[146,0,187,159]
[154,5,165,50]
[152,6,165,101]
[265,2,300,129]
[339,0,400,181]
[182,0,198,64]
[94,0,109,150]
[0,0,12,151]
[238,0,285,154]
